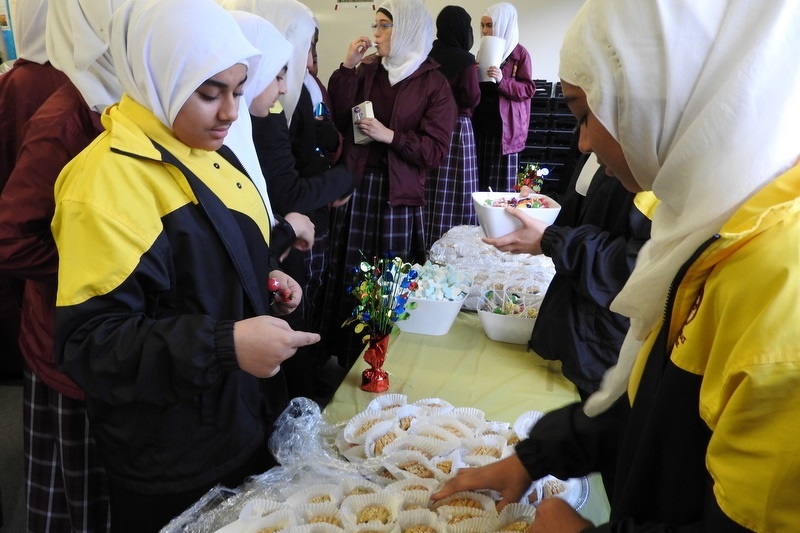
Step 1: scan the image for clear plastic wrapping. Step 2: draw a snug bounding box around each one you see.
[161,397,587,533]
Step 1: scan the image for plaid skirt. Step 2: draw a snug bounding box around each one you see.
[474,131,519,192]
[23,369,110,533]
[425,115,478,245]
[321,170,427,366]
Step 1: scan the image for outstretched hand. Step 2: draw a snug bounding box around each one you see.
[431,454,533,512]
[482,206,549,255]
[529,497,593,533]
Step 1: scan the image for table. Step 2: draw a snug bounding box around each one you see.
[324,311,611,526]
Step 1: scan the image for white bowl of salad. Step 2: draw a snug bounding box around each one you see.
[472,191,561,239]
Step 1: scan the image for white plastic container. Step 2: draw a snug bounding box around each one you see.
[472,191,561,239]
[395,296,464,336]
[477,309,536,345]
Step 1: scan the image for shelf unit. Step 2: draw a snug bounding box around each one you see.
[520,80,579,194]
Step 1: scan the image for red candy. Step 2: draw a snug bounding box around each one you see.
[267,277,293,302]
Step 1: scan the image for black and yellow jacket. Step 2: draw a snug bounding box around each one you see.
[517,163,800,531]
[52,95,287,494]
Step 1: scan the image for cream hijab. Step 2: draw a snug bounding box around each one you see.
[484,2,519,62]
[220,0,316,125]
[46,0,127,113]
[226,10,293,225]
[558,0,800,416]
[13,0,48,63]
[109,0,260,130]
[378,0,433,86]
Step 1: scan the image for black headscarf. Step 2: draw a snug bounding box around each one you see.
[428,5,476,79]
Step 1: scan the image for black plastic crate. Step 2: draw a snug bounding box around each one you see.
[549,130,574,148]
[525,130,550,146]
[550,113,578,131]
[533,81,553,98]
[521,145,548,162]
[530,96,551,113]
[530,113,550,129]
[551,97,571,114]
[547,146,572,165]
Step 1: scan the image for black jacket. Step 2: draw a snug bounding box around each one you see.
[529,163,651,395]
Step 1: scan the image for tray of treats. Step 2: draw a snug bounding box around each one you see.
[428,226,555,311]
[183,397,588,533]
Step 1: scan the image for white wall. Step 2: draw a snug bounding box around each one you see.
[306,0,585,86]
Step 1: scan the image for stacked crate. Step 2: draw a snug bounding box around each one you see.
[521,80,579,194]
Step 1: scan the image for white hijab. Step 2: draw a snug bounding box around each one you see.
[14,0,48,63]
[558,0,800,416]
[484,2,519,62]
[109,0,260,130]
[378,0,433,86]
[220,0,316,126]
[46,0,127,113]
[226,10,293,226]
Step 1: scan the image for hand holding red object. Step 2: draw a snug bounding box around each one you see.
[267,277,293,303]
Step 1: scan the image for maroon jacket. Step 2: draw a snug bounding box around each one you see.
[0,59,68,372]
[328,55,457,206]
[0,59,69,189]
[497,44,535,155]
[0,82,103,399]
[450,63,481,118]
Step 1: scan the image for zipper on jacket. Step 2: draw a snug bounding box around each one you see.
[660,233,721,353]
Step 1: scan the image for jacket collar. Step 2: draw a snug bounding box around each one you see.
[102,94,192,163]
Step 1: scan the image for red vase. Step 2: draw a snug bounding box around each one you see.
[360,334,390,392]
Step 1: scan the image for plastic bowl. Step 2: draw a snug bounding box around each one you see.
[472,191,561,239]
[395,296,464,336]
[477,309,536,345]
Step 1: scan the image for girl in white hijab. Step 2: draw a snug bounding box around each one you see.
[222,10,291,224]
[46,0,125,114]
[220,0,316,126]
[225,10,316,255]
[473,2,534,192]
[323,0,456,367]
[13,0,49,63]
[1,1,129,531]
[432,0,800,530]
[52,0,319,529]
[482,1,519,64]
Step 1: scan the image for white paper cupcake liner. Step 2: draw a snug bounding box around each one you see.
[287,523,345,533]
[423,415,475,440]
[284,484,343,509]
[240,509,296,533]
[382,450,444,483]
[339,492,403,530]
[493,502,536,532]
[340,477,384,498]
[344,411,396,445]
[431,491,496,514]
[393,405,427,432]
[512,411,544,441]
[381,434,459,460]
[406,424,462,446]
[411,398,454,415]
[239,498,284,521]
[450,407,487,431]
[395,509,443,533]
[364,423,406,458]
[294,502,345,529]
[384,476,440,496]
[367,394,409,413]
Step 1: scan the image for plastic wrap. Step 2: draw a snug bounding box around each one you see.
[160,397,587,533]
[428,226,555,310]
